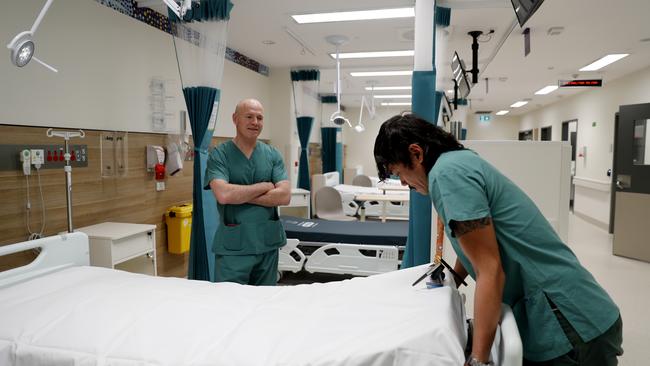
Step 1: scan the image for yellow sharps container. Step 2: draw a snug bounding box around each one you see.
[165,203,192,254]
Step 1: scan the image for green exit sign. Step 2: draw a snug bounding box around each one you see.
[479,114,492,122]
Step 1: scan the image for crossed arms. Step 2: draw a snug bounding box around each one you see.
[209,179,291,207]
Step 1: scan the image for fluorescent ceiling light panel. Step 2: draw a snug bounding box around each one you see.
[381,102,412,106]
[510,101,529,108]
[292,7,414,24]
[351,70,412,77]
[365,86,411,91]
[535,85,559,95]
[373,94,411,99]
[496,110,510,116]
[330,50,414,59]
[579,54,629,71]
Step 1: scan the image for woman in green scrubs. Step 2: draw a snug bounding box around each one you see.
[373,114,622,366]
[205,99,290,285]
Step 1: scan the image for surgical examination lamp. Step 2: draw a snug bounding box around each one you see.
[7,0,58,72]
[326,35,352,128]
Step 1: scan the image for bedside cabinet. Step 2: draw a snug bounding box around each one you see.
[76,222,157,276]
[279,188,311,218]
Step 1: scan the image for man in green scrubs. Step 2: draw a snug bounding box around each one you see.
[204,99,290,285]
[374,114,622,366]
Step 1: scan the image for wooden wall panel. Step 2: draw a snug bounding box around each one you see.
[0,125,229,277]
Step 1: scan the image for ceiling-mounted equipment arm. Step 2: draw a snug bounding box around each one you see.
[163,0,193,18]
[30,0,54,34]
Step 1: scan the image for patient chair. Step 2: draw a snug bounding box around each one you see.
[352,174,373,187]
[315,187,357,221]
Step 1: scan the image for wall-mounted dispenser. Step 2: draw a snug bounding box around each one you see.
[147,145,166,191]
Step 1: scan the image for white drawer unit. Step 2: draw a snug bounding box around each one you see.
[76,222,157,276]
[279,188,311,218]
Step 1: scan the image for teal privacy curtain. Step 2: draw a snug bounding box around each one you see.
[170,0,232,281]
[296,117,313,190]
[291,69,320,190]
[320,95,342,178]
[320,127,338,174]
[434,91,444,124]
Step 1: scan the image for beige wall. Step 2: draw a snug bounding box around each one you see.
[342,106,409,178]
[0,0,272,139]
[518,64,650,226]
[465,114,520,141]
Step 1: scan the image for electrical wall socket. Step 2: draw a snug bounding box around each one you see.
[30,149,44,165]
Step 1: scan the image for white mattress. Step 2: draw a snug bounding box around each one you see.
[0,266,466,366]
[334,184,409,218]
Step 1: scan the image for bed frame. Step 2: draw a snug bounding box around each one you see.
[278,238,400,276]
[0,232,89,289]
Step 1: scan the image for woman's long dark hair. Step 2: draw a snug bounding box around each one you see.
[374,114,464,180]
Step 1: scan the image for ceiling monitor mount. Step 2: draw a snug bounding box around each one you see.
[451,52,471,110]
[467,31,483,85]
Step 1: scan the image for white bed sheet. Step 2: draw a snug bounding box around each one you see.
[0,265,466,366]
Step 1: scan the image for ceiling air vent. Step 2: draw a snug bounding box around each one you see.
[475,111,493,115]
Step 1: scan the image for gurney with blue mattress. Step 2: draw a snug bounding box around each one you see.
[279,216,408,276]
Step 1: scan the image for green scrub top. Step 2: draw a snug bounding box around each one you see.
[204,140,288,256]
[428,149,619,362]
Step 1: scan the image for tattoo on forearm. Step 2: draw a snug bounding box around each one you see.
[450,217,492,237]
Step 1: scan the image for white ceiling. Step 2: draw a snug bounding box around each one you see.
[154,0,650,114]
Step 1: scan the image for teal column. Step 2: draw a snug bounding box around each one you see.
[403,0,437,268]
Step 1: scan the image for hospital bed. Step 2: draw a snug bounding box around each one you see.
[279,216,407,276]
[312,172,409,219]
[0,233,522,366]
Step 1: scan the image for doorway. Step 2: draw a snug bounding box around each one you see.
[612,103,650,262]
[518,129,533,141]
[562,119,578,210]
[541,126,552,141]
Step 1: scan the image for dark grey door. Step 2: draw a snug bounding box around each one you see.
[612,103,650,262]
[541,126,552,141]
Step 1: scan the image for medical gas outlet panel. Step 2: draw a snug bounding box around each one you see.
[0,144,88,171]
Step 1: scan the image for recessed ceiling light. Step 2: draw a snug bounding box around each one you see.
[381,102,412,106]
[446,89,454,93]
[373,94,411,99]
[510,101,529,108]
[365,86,411,91]
[330,50,414,59]
[262,40,276,45]
[350,70,413,77]
[292,7,414,24]
[534,85,559,95]
[496,110,509,116]
[579,54,629,71]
